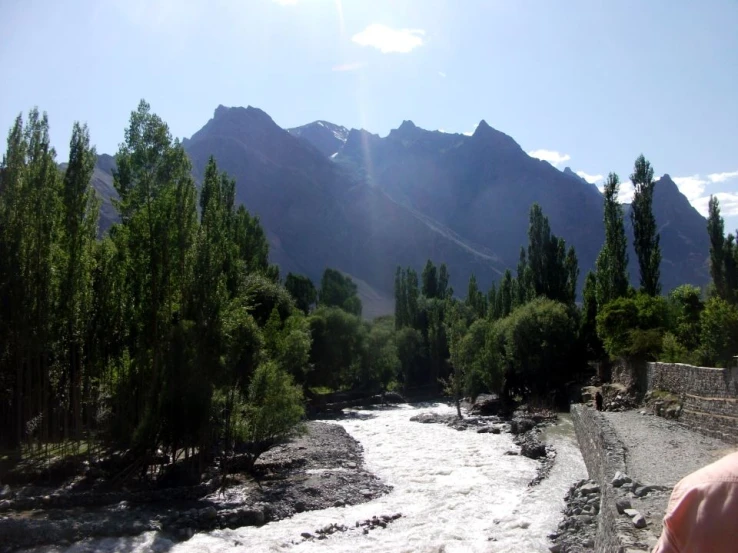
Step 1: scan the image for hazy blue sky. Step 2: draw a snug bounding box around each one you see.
[2,0,737,227]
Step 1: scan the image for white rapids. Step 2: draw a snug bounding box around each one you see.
[34,403,586,553]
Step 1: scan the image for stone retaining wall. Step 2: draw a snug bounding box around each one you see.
[570,404,628,553]
[647,362,738,442]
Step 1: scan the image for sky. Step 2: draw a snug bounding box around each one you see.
[1,0,737,229]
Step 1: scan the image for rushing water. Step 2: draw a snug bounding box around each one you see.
[35,403,586,553]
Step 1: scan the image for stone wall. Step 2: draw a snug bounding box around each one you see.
[647,362,738,442]
[570,404,628,553]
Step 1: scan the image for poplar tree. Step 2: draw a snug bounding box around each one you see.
[58,122,100,441]
[707,196,726,300]
[630,155,661,296]
[596,173,629,306]
[422,259,438,298]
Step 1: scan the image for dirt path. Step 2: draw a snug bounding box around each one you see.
[603,411,734,487]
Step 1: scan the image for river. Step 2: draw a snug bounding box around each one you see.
[34,403,586,553]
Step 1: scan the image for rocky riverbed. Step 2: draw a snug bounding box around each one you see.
[1,422,389,552]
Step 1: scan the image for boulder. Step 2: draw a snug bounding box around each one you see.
[510,418,536,435]
[632,514,647,528]
[579,483,600,496]
[469,394,502,415]
[615,498,632,514]
[611,471,632,487]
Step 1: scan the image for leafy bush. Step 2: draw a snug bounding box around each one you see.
[699,297,738,367]
[236,361,304,469]
[597,293,667,360]
[494,297,578,398]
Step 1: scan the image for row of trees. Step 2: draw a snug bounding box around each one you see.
[0,103,311,479]
[2,100,734,471]
[580,157,738,369]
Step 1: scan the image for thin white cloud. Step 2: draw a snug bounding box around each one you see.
[673,175,708,203]
[463,123,479,136]
[332,62,365,72]
[618,180,635,204]
[352,24,425,54]
[438,71,447,78]
[576,171,604,184]
[692,193,738,218]
[708,170,738,183]
[669,172,738,217]
[528,149,571,167]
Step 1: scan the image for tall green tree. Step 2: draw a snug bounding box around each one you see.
[58,122,100,440]
[596,173,630,307]
[112,100,199,453]
[707,195,726,299]
[526,203,578,304]
[319,268,362,316]
[466,273,486,318]
[437,263,450,299]
[630,155,661,296]
[580,271,604,360]
[285,273,317,314]
[422,259,439,299]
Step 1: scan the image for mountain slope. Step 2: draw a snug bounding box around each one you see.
[182,106,506,307]
[288,121,348,158]
[88,107,710,313]
[327,120,708,292]
[335,119,606,288]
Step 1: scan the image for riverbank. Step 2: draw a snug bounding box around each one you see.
[566,404,735,552]
[5,402,586,553]
[1,422,389,552]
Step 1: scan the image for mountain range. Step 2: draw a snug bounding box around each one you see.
[91,105,710,317]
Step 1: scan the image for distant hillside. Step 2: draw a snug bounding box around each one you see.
[288,121,348,158]
[88,106,711,315]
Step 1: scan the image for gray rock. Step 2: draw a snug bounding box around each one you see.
[200,506,217,520]
[0,485,11,499]
[623,508,640,518]
[612,471,632,487]
[616,498,632,514]
[579,483,600,495]
[632,514,647,528]
[469,393,503,415]
[301,532,313,539]
[510,418,536,435]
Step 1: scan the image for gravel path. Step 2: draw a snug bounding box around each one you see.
[603,411,734,487]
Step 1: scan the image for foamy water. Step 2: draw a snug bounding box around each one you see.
[33,403,586,553]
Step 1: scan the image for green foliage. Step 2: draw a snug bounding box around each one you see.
[580,271,605,360]
[660,332,692,364]
[667,284,703,351]
[630,155,661,296]
[706,196,738,305]
[699,297,738,367]
[525,204,579,304]
[319,268,362,316]
[708,196,726,299]
[307,306,366,389]
[284,273,317,314]
[0,103,307,473]
[244,361,304,446]
[466,273,487,318]
[395,326,426,389]
[595,173,630,306]
[244,273,296,325]
[596,293,667,360]
[494,297,578,398]
[364,317,400,392]
[422,260,439,299]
